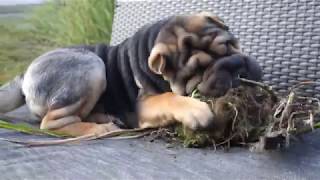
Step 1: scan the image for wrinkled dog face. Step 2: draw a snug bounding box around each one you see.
[148,12,244,95]
[198,54,263,97]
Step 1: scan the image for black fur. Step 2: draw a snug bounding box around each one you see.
[72,19,172,128]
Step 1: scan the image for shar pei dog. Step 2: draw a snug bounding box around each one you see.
[0,12,262,137]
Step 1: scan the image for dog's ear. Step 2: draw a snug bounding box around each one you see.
[148,43,169,74]
[148,21,180,75]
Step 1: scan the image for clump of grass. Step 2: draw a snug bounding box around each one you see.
[170,80,320,150]
[172,85,275,148]
[30,0,114,46]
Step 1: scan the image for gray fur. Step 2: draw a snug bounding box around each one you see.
[19,48,106,118]
[0,75,25,113]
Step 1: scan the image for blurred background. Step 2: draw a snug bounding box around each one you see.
[0,0,114,84]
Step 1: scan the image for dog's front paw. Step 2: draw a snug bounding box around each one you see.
[174,96,214,130]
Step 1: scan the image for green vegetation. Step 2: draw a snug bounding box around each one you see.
[0,16,52,83]
[0,120,69,137]
[0,0,114,84]
[31,0,114,46]
[0,0,115,135]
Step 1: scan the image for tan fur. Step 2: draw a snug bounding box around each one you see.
[209,31,230,55]
[138,92,213,130]
[141,13,241,130]
[147,13,241,95]
[41,109,119,137]
[148,43,171,74]
[174,26,200,51]
[40,96,118,137]
[184,12,227,33]
[184,15,207,32]
[185,51,213,68]
[51,121,118,137]
[40,99,84,130]
[196,12,228,30]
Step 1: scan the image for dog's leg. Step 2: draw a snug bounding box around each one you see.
[39,84,114,137]
[53,121,119,137]
[40,107,119,137]
[40,93,119,137]
[42,118,118,137]
[138,92,213,130]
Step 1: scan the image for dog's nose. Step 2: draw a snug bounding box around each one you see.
[197,81,203,89]
[197,82,207,96]
[197,81,228,98]
[245,56,263,81]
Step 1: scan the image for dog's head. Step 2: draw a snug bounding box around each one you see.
[148,12,244,95]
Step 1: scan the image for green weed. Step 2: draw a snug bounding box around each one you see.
[30,0,114,46]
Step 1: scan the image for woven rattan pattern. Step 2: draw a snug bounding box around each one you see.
[111,0,320,97]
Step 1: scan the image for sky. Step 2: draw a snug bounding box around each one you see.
[0,0,44,5]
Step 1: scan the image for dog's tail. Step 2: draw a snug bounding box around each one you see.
[0,74,25,113]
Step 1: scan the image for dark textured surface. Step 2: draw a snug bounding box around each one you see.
[111,0,320,97]
[1,132,320,180]
[0,106,320,180]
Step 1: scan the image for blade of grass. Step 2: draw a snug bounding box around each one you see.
[0,120,70,137]
[315,122,320,129]
[31,0,114,46]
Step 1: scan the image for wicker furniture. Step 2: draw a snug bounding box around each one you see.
[112,0,320,97]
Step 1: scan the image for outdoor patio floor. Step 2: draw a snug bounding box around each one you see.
[0,107,319,180]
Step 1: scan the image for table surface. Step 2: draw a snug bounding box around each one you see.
[1,107,319,180]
